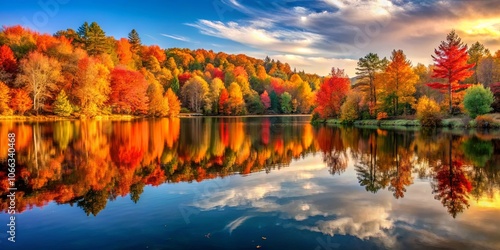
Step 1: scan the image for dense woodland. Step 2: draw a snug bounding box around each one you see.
[0,23,499,121]
[0,22,322,117]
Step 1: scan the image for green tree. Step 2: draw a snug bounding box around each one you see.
[340,91,362,123]
[128,29,141,54]
[280,92,292,114]
[356,53,388,109]
[53,90,73,116]
[462,137,493,167]
[78,22,108,55]
[463,85,494,118]
[170,76,180,94]
[270,90,280,113]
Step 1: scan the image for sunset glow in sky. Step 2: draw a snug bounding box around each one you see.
[2,0,500,76]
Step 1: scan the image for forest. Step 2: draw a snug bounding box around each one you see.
[0,23,500,122]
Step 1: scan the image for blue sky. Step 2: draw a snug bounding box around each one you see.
[2,0,500,76]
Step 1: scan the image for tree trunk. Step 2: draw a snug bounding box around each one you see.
[449,81,453,114]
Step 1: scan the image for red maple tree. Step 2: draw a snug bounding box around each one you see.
[0,45,17,74]
[10,89,33,115]
[109,67,149,114]
[314,68,350,118]
[218,88,230,115]
[270,77,285,95]
[212,68,224,81]
[427,30,474,114]
[177,72,191,87]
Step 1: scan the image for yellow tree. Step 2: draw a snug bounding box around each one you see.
[165,88,181,117]
[205,77,225,114]
[73,56,110,116]
[296,81,314,113]
[0,81,11,114]
[147,81,169,117]
[383,49,418,115]
[180,76,208,113]
[227,82,246,115]
[16,51,62,114]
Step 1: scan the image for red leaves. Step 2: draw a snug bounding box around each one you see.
[233,66,248,79]
[260,90,271,110]
[218,88,229,115]
[431,45,473,83]
[426,82,471,93]
[116,38,133,66]
[212,68,224,81]
[314,74,350,118]
[10,89,32,115]
[490,82,500,94]
[434,159,472,218]
[178,72,191,87]
[428,31,474,113]
[0,45,17,74]
[109,67,149,114]
[270,77,285,95]
[142,45,166,63]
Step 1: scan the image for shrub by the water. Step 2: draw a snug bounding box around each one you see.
[463,85,494,119]
[416,96,442,127]
[376,112,388,120]
[475,115,495,128]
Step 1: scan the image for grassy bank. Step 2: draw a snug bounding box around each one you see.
[323,113,500,129]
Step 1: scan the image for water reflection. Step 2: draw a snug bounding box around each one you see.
[0,118,499,220]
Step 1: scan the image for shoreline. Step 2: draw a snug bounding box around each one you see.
[324,116,500,129]
[0,114,313,121]
[0,114,140,122]
[178,114,312,118]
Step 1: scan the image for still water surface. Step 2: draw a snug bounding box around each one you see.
[0,117,499,249]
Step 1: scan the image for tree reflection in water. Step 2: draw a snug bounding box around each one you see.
[0,118,499,218]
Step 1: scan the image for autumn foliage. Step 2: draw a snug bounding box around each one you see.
[314,68,350,118]
[427,30,474,114]
[260,90,271,110]
[109,67,149,114]
[1,24,499,121]
[415,96,442,126]
[10,88,33,115]
[0,44,17,74]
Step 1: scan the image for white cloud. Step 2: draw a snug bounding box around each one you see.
[188,20,325,57]
[160,34,191,42]
[189,0,500,76]
[270,55,358,77]
[224,215,253,234]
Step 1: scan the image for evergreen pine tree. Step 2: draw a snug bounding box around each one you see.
[53,90,73,117]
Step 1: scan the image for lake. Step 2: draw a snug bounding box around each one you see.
[0,116,499,250]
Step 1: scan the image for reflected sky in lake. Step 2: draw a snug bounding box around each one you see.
[0,117,499,249]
